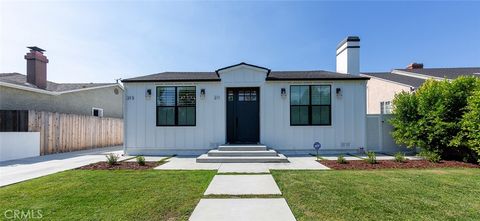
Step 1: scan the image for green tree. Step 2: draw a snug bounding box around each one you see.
[390,76,480,162]
[457,87,480,163]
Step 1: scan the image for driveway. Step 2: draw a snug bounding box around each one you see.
[0,146,123,187]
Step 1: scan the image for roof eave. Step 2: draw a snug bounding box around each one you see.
[265,77,369,81]
[215,62,271,75]
[122,79,221,83]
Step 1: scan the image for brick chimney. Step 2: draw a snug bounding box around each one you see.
[407,63,423,69]
[25,46,49,89]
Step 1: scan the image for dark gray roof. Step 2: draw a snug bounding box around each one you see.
[362,72,425,88]
[0,73,117,92]
[122,72,220,82]
[267,70,369,80]
[123,70,369,82]
[397,67,480,79]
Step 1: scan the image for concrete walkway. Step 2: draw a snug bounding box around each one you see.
[156,156,329,172]
[190,198,296,221]
[0,146,123,187]
[189,160,300,221]
[204,175,282,195]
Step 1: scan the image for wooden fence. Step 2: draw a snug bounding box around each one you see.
[28,110,123,155]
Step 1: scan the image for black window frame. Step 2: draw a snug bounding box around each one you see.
[290,85,332,126]
[156,86,196,127]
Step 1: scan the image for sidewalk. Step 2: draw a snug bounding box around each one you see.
[0,146,123,187]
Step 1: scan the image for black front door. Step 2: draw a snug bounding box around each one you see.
[226,88,260,144]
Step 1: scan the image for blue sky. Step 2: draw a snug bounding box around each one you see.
[1,1,479,83]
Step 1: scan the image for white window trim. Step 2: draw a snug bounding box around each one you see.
[92,107,104,117]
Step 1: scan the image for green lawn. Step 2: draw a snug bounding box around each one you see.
[0,170,216,221]
[272,169,480,221]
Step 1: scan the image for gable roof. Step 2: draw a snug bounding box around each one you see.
[122,64,369,83]
[362,67,480,89]
[0,73,121,93]
[394,67,480,79]
[215,62,271,74]
[362,72,425,88]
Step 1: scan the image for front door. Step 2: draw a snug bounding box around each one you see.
[226,88,260,144]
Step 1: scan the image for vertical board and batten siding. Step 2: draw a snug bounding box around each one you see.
[124,82,225,155]
[28,110,123,155]
[261,81,366,152]
[124,67,367,155]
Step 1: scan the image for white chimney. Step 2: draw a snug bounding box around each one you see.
[336,36,360,75]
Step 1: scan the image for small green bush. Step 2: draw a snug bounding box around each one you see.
[394,152,407,163]
[418,150,441,163]
[365,151,377,164]
[337,155,348,164]
[137,156,146,166]
[106,153,119,165]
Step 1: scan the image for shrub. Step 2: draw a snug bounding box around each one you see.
[390,76,480,162]
[337,155,348,164]
[137,156,146,166]
[458,89,480,164]
[106,153,119,165]
[394,152,407,163]
[365,151,377,164]
[418,150,441,163]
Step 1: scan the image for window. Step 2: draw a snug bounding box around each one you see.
[0,110,28,132]
[237,89,257,102]
[380,101,392,114]
[290,85,331,125]
[92,108,103,117]
[156,86,196,126]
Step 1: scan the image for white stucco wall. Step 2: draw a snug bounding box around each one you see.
[366,77,411,114]
[124,67,367,155]
[0,132,40,161]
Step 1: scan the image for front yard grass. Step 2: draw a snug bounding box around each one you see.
[272,168,480,221]
[0,170,216,220]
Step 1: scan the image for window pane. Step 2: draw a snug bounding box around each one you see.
[178,107,195,125]
[157,87,176,106]
[312,106,330,125]
[177,87,196,106]
[157,107,175,125]
[238,90,245,101]
[290,86,310,105]
[312,86,331,105]
[251,90,257,101]
[291,106,309,125]
[228,90,234,101]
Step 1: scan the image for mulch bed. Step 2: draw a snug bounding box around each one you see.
[319,159,480,170]
[78,161,163,170]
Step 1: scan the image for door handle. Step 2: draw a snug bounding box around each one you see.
[236,117,238,128]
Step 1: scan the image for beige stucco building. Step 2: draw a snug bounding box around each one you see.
[362,65,480,114]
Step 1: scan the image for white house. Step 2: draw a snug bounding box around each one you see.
[122,36,370,162]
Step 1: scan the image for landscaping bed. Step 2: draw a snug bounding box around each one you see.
[319,159,479,170]
[77,161,164,170]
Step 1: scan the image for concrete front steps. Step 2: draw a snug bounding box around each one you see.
[196,144,289,163]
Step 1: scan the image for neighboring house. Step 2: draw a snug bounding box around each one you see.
[122,36,370,161]
[0,47,124,131]
[0,47,124,161]
[362,64,480,114]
